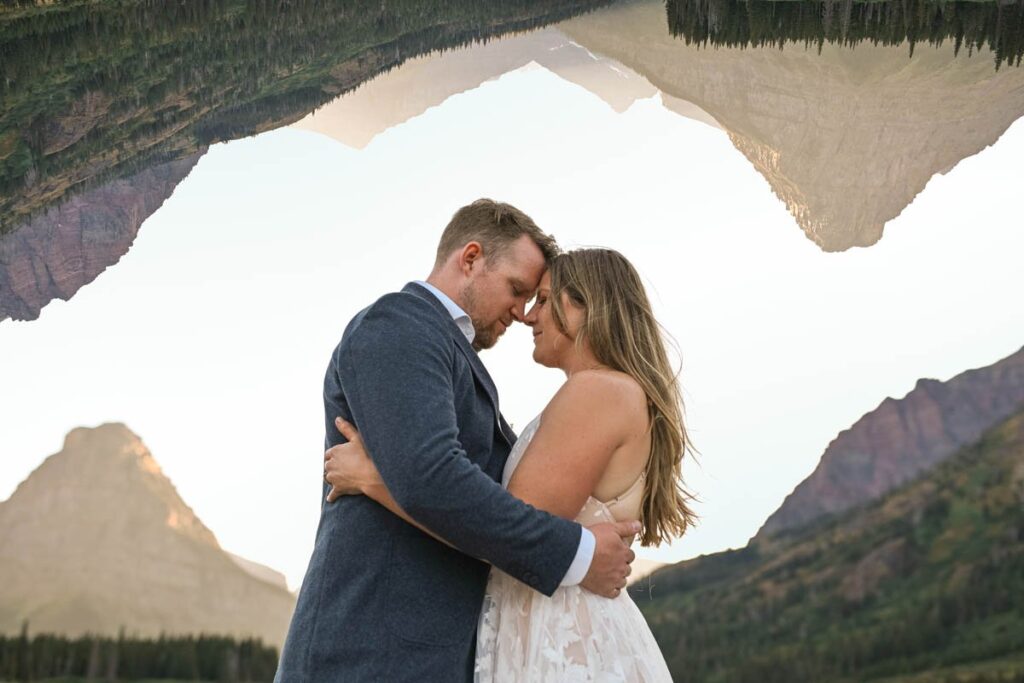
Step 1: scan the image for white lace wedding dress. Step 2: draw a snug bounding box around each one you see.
[475,416,674,682]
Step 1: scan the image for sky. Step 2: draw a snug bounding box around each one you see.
[2,56,1023,590]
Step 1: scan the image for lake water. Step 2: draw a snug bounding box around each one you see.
[2,0,1023,588]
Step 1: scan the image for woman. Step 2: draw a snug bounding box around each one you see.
[326,248,696,681]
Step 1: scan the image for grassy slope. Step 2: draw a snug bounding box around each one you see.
[640,407,1024,682]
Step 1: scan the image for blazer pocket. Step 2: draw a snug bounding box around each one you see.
[385,531,485,647]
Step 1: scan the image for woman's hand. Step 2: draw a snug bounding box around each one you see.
[324,417,382,503]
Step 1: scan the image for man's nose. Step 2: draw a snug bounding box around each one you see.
[511,301,526,323]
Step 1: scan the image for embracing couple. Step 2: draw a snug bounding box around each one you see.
[274,199,695,682]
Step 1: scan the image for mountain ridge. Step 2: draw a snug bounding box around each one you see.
[639,404,1024,682]
[0,423,295,646]
[758,345,1024,539]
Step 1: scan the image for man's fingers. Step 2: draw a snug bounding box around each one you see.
[624,564,633,577]
[334,416,361,443]
[614,520,641,542]
[625,548,636,564]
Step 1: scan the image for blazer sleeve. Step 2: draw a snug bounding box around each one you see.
[336,295,581,596]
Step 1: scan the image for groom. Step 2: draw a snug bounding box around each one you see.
[275,199,637,682]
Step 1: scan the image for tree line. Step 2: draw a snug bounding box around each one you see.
[0,624,278,682]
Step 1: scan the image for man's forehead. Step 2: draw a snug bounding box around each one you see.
[502,241,546,279]
[510,270,544,291]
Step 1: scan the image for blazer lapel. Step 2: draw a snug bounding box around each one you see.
[402,283,510,446]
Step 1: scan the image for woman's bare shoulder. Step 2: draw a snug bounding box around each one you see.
[556,369,648,425]
[568,368,645,399]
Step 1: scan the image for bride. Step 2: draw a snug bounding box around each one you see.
[326,248,696,681]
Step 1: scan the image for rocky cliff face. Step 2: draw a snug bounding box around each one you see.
[0,152,203,322]
[757,346,1024,538]
[557,0,1024,251]
[0,424,295,646]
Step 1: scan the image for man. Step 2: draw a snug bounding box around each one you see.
[275,199,637,682]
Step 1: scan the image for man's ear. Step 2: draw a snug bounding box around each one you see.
[460,241,483,274]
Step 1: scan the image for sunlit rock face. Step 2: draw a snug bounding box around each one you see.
[757,345,1024,539]
[0,423,295,646]
[0,153,203,322]
[556,0,1024,251]
[293,28,659,148]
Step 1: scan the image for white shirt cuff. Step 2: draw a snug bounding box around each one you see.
[559,527,595,586]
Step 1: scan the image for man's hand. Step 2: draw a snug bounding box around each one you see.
[324,417,378,503]
[580,520,639,598]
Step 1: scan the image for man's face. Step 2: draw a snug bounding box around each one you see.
[460,235,547,350]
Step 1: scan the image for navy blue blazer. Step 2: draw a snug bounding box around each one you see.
[275,282,582,682]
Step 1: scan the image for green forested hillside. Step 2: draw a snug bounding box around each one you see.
[0,0,608,231]
[639,407,1024,682]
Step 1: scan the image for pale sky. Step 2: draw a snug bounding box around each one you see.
[2,58,1023,589]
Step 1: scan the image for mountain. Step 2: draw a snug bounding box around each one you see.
[292,28,659,149]
[0,0,611,230]
[638,406,1024,682]
[298,0,1024,253]
[758,346,1024,539]
[0,0,611,321]
[0,153,203,322]
[556,0,1024,252]
[0,424,295,647]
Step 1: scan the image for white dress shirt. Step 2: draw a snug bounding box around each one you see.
[414,280,595,586]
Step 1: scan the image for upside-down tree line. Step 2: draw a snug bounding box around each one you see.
[666,0,1024,69]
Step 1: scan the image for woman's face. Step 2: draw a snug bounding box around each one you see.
[524,271,586,369]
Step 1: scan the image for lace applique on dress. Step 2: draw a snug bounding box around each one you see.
[475,415,673,682]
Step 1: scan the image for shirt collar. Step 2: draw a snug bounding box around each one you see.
[414,280,476,344]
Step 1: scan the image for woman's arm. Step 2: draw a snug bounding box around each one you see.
[506,371,645,519]
[325,417,455,548]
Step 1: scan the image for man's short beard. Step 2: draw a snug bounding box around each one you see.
[461,282,498,352]
[472,325,498,351]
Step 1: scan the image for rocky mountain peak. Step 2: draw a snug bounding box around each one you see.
[4,422,218,549]
[0,424,294,646]
[757,345,1024,539]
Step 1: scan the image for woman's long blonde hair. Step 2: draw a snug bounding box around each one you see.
[548,248,697,546]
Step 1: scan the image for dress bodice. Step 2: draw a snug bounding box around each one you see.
[478,415,672,682]
[504,415,645,527]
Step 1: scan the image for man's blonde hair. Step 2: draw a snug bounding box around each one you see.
[435,199,560,268]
